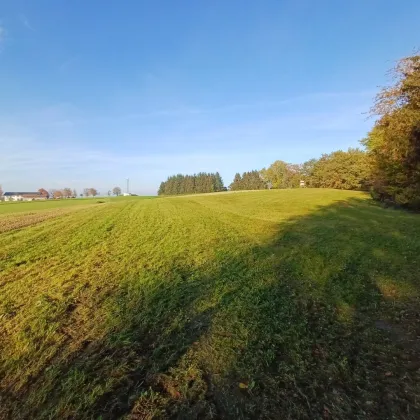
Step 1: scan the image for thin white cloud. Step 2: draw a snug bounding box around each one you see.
[0,25,5,48]
[19,14,34,31]
[73,89,374,125]
[198,90,375,115]
[116,107,202,121]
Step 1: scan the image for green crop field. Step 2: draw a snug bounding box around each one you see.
[1,189,419,419]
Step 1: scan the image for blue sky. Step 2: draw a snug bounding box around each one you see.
[1,1,419,195]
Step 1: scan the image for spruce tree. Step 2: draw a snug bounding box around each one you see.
[230,173,242,190]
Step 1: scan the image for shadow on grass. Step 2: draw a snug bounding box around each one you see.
[5,197,420,419]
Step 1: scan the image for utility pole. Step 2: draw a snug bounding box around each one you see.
[126,178,129,194]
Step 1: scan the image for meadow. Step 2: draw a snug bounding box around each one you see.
[0,197,99,215]
[0,189,419,419]
[0,196,155,215]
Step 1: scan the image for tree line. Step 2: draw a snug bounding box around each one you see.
[0,186,124,199]
[46,188,96,198]
[258,148,370,191]
[50,187,123,198]
[159,149,369,196]
[230,171,266,190]
[48,188,78,199]
[158,173,225,195]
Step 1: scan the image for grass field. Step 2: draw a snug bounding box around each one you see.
[1,189,419,419]
[0,196,154,215]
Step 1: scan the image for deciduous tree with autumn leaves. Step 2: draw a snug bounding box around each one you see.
[363,52,420,208]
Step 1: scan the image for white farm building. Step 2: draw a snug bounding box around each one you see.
[2,192,47,202]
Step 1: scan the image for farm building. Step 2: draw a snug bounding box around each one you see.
[3,192,47,202]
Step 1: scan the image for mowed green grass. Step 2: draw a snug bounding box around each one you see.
[1,189,419,419]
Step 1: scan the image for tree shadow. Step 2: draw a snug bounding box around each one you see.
[4,197,420,419]
[198,199,420,419]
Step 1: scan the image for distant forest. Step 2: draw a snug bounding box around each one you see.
[157,148,369,196]
[158,172,225,195]
[158,52,420,210]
